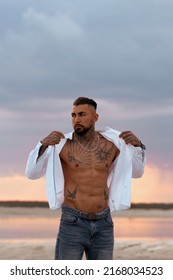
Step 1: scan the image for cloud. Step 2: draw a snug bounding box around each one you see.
[0,175,46,201]
[0,0,173,120]
[98,99,173,121]
[23,7,83,41]
[1,0,173,103]
[0,6,85,97]
[132,164,173,203]
[0,0,173,202]
[1,164,173,203]
[0,96,172,177]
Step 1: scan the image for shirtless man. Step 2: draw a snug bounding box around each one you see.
[26,97,146,260]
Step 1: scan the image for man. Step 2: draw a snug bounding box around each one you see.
[25,97,146,260]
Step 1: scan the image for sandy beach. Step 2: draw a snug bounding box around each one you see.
[0,207,173,260]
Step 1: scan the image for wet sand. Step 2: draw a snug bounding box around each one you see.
[0,207,173,260]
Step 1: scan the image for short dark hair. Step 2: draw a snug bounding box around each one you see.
[73,97,97,110]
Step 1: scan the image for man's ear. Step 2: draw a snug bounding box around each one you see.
[94,113,99,123]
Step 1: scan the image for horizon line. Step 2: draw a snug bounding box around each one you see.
[0,200,173,209]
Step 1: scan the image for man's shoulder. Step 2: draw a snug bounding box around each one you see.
[98,127,123,150]
[98,127,120,137]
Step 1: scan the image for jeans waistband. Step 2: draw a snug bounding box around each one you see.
[62,204,110,220]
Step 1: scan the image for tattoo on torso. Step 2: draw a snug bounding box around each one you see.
[67,186,77,199]
[95,146,114,162]
[60,135,117,169]
[60,134,119,206]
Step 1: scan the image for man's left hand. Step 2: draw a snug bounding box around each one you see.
[119,131,141,147]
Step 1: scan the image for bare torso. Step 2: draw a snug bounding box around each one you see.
[60,133,120,213]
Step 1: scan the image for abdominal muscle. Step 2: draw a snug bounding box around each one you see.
[60,134,118,213]
[63,167,109,213]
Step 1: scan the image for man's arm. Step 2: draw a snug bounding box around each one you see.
[119,130,141,147]
[25,141,49,179]
[39,130,65,157]
[25,130,65,179]
[119,130,146,178]
[38,143,48,158]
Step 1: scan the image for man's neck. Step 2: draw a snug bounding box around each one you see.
[74,127,97,143]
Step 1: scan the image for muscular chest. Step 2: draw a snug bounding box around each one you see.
[60,137,118,170]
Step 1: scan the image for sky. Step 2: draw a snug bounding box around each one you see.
[0,0,173,204]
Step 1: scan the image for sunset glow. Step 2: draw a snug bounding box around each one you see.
[0,0,172,205]
[0,164,172,204]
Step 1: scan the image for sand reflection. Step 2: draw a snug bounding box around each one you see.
[1,216,173,239]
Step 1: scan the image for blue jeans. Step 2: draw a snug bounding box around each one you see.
[55,205,114,260]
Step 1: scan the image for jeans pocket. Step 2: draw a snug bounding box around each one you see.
[61,212,78,224]
[104,214,114,226]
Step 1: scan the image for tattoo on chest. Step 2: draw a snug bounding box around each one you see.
[63,140,115,167]
[95,145,113,162]
[65,142,92,166]
[67,152,82,165]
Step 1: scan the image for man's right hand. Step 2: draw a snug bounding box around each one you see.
[41,131,65,147]
[38,131,65,158]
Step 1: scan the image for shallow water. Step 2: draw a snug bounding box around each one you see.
[0,216,173,239]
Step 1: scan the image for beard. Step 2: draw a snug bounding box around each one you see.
[74,125,93,136]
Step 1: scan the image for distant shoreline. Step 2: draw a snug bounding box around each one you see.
[0,201,173,209]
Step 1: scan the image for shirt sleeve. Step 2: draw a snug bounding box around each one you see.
[25,142,49,179]
[130,146,146,178]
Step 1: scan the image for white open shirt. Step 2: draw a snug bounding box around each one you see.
[25,127,146,212]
